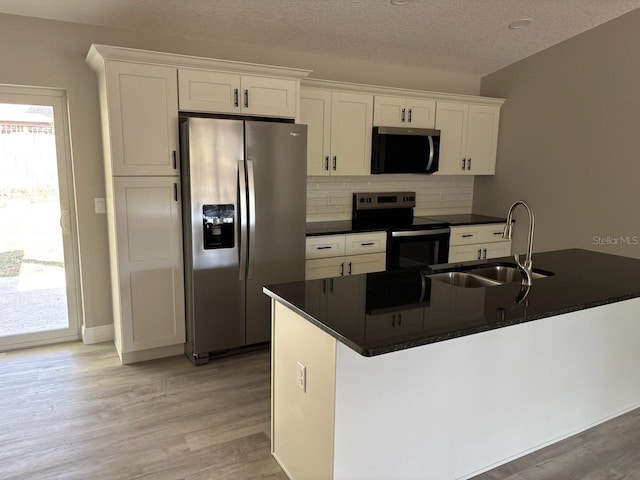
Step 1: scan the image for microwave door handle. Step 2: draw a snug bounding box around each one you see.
[425,135,435,172]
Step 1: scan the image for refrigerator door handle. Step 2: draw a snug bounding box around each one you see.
[238,160,248,281]
[247,159,257,279]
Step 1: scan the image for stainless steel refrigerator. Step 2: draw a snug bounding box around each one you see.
[180,117,307,364]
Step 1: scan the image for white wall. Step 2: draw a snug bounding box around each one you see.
[0,13,480,329]
[474,9,640,259]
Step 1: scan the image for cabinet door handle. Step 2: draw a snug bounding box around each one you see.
[408,109,412,123]
[234,88,239,107]
[173,183,178,202]
[397,313,402,326]
[324,156,329,171]
[329,278,334,293]
[244,89,249,108]
[462,158,466,170]
[321,279,327,294]
[332,156,337,171]
[468,158,472,170]
[391,314,396,327]
[340,262,344,276]
[477,249,482,260]
[482,248,487,259]
[361,242,374,246]
[348,262,352,275]
[401,108,406,122]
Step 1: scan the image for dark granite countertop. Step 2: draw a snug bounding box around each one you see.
[264,249,640,357]
[305,220,386,236]
[422,213,506,226]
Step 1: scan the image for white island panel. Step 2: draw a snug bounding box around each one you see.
[332,298,640,480]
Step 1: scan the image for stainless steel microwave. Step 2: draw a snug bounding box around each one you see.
[371,127,440,174]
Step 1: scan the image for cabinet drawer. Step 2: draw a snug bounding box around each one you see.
[345,232,386,255]
[305,235,346,259]
[449,226,482,246]
[481,224,509,243]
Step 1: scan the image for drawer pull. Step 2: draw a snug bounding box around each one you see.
[493,232,504,236]
[360,242,375,246]
[316,246,332,250]
[462,234,475,238]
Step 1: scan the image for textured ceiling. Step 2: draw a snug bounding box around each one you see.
[1,0,639,76]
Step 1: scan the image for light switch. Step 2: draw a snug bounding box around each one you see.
[94,198,106,214]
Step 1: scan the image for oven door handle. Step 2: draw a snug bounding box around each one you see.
[391,228,450,238]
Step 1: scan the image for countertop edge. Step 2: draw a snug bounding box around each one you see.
[263,286,370,356]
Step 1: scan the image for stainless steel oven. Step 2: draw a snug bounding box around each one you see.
[386,228,450,270]
[352,192,450,270]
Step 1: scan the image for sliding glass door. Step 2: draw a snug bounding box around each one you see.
[0,86,81,350]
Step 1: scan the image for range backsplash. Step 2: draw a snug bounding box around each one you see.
[307,175,474,222]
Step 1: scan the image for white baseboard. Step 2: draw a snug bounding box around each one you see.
[81,324,114,344]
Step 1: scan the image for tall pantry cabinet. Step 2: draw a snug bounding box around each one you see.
[87,46,185,364]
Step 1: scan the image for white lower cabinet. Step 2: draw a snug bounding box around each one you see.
[448,223,511,263]
[305,232,386,280]
[111,177,186,363]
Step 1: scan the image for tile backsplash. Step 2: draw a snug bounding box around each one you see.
[306,175,474,222]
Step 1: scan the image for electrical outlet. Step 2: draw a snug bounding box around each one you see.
[327,193,336,206]
[94,198,106,214]
[296,361,306,392]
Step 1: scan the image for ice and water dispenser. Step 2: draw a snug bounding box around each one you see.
[203,204,234,249]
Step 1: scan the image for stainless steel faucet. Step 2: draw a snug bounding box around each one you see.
[503,201,535,286]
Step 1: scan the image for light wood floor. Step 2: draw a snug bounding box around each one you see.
[1,342,640,480]
[0,342,287,480]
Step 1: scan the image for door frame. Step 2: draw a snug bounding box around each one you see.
[0,84,82,350]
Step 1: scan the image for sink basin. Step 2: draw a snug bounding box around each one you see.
[427,272,502,288]
[466,265,551,283]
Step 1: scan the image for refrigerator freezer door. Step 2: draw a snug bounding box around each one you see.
[245,121,307,344]
[182,117,246,355]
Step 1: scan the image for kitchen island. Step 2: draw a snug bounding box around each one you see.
[264,249,640,480]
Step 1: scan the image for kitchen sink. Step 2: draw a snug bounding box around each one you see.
[466,265,552,283]
[428,264,554,288]
[427,272,502,288]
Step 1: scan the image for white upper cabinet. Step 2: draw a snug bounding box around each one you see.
[300,88,332,176]
[300,87,373,176]
[435,102,500,175]
[178,68,297,118]
[331,92,373,176]
[105,61,179,176]
[373,95,435,128]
